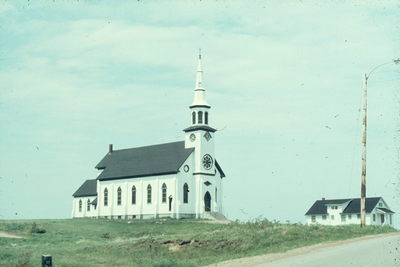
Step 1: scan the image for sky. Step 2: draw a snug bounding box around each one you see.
[0,0,400,227]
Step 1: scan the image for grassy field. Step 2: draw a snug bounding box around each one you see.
[0,218,396,267]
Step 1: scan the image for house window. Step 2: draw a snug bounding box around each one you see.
[357,214,361,219]
[198,111,203,124]
[162,183,167,203]
[379,202,383,207]
[79,200,82,212]
[192,111,196,124]
[322,215,327,220]
[183,183,189,203]
[104,188,108,206]
[205,112,208,124]
[215,187,217,203]
[131,186,136,204]
[348,214,352,219]
[341,215,346,222]
[373,214,376,221]
[87,199,91,212]
[311,216,316,222]
[335,206,338,210]
[331,215,335,220]
[117,187,122,205]
[147,184,152,204]
[390,214,392,224]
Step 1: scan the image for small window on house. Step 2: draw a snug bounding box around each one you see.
[162,183,167,203]
[335,206,338,210]
[131,185,136,204]
[357,214,361,219]
[322,215,327,220]
[215,187,217,203]
[331,215,335,220]
[183,183,189,203]
[192,111,196,124]
[311,216,316,222]
[205,112,208,125]
[379,202,383,207]
[79,200,82,212]
[87,199,91,212]
[341,215,346,222]
[104,188,108,206]
[348,214,352,219]
[373,214,376,221]
[390,214,392,224]
[147,184,152,204]
[198,111,203,124]
[117,187,122,205]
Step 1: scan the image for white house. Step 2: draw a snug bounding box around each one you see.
[305,197,394,226]
[72,54,226,220]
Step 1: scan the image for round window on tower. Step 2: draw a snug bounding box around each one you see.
[202,154,213,170]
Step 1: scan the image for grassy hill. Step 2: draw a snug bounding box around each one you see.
[0,218,396,267]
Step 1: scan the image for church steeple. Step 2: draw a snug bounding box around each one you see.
[184,51,216,133]
[190,50,210,108]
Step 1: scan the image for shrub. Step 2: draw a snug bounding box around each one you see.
[30,223,46,234]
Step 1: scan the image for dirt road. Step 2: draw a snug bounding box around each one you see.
[207,232,400,267]
[0,231,23,239]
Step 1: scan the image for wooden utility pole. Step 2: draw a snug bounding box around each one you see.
[359,58,399,228]
[360,74,368,228]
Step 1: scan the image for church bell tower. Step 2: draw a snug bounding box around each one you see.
[184,52,216,175]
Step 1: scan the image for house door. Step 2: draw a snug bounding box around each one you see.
[204,192,211,212]
[168,196,173,212]
[381,214,385,224]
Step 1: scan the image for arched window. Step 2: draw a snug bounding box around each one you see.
[183,183,189,203]
[147,184,152,204]
[117,187,122,205]
[162,183,167,203]
[215,187,217,203]
[205,112,208,125]
[198,111,203,124]
[192,111,196,124]
[79,199,82,212]
[131,185,136,204]
[87,199,91,212]
[104,188,108,206]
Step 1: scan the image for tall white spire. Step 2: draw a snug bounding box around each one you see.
[191,49,210,108]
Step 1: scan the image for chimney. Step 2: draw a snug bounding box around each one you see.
[322,197,325,200]
[109,144,113,154]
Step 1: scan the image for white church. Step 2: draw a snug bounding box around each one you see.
[72,54,226,220]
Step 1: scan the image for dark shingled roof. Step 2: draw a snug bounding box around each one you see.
[96,141,195,181]
[342,198,381,214]
[305,197,383,215]
[72,179,97,197]
[378,207,394,213]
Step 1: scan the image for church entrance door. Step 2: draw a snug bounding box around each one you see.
[204,192,211,212]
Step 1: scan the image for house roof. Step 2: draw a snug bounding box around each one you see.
[72,179,97,197]
[95,141,195,181]
[305,197,383,215]
[342,197,381,214]
[377,207,394,214]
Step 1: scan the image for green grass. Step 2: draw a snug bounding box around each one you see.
[0,218,396,267]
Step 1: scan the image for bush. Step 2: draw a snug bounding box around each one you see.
[100,232,111,239]
[30,223,46,234]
